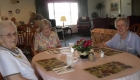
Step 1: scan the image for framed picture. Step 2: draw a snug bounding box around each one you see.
[110,0,121,14]
[8,11,13,16]
[15,9,20,14]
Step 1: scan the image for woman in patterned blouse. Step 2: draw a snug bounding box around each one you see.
[34,19,61,55]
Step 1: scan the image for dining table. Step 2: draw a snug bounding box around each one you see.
[31,47,140,80]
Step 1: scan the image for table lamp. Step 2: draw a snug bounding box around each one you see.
[60,16,66,28]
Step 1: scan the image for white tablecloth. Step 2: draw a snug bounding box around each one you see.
[32,48,140,80]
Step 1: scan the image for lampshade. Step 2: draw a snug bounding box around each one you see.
[60,16,66,21]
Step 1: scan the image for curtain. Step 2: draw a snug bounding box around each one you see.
[35,0,49,19]
[46,0,77,2]
[35,0,88,19]
[78,0,88,17]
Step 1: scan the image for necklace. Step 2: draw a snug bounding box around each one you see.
[11,53,22,59]
[10,48,23,59]
[0,46,23,59]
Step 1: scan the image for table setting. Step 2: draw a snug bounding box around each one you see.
[32,39,140,80]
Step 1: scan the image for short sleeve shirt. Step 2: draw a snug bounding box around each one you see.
[106,31,140,56]
[34,31,61,52]
[0,47,38,80]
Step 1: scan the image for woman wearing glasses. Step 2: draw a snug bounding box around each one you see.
[0,21,38,80]
[34,19,61,55]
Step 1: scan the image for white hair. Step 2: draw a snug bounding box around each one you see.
[115,17,129,28]
[0,21,17,35]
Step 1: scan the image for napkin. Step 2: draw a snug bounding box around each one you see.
[53,66,74,75]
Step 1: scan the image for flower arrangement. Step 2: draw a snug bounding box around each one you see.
[72,39,93,55]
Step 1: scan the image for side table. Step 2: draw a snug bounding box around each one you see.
[56,26,72,36]
[62,27,72,36]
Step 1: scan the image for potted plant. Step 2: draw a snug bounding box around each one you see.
[72,39,93,59]
[96,2,104,17]
[92,12,99,18]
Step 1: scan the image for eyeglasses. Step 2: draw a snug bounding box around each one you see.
[0,32,18,38]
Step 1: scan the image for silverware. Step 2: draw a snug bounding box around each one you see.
[54,67,65,71]
[56,66,72,73]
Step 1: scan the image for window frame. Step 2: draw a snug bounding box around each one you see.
[48,2,78,26]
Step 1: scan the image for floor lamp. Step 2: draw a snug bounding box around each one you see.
[60,16,66,28]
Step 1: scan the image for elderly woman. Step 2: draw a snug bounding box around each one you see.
[0,21,38,80]
[95,17,140,57]
[34,19,61,55]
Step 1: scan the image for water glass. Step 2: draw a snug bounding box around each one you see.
[69,43,74,53]
[66,54,73,66]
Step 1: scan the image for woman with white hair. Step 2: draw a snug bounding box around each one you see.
[34,19,61,55]
[95,17,140,57]
[0,21,38,80]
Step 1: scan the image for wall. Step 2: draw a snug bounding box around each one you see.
[87,0,132,18]
[132,0,140,15]
[0,0,132,33]
[87,0,101,18]
[121,0,131,17]
[0,0,35,23]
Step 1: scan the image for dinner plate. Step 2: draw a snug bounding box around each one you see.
[58,47,69,50]
[60,49,70,54]
[46,49,60,54]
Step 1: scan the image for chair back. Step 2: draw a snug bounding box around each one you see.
[129,23,140,36]
[77,16,91,28]
[0,73,4,80]
[48,19,56,27]
[17,24,37,56]
[77,16,91,35]
[19,21,25,25]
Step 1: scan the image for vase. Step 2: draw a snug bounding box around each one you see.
[78,51,88,59]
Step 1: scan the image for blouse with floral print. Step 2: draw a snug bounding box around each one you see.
[34,31,61,52]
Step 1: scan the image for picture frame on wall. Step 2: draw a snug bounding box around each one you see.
[8,11,13,16]
[110,0,121,14]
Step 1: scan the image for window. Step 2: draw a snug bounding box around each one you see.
[48,2,78,26]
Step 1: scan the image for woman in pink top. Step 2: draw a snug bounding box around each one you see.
[34,19,61,55]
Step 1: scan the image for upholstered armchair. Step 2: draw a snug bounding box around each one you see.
[77,16,91,35]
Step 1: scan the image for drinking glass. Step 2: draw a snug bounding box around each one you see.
[66,54,73,66]
[69,43,74,54]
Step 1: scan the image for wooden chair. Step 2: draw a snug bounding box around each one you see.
[0,73,4,80]
[30,26,39,57]
[129,23,140,36]
[17,24,36,57]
